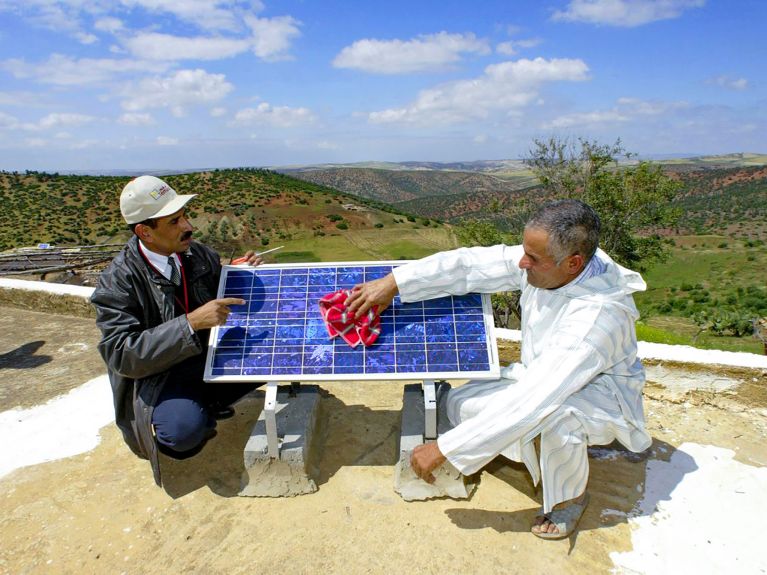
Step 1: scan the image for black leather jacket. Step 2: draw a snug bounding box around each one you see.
[91,236,221,486]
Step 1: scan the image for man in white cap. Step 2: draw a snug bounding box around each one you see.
[91,175,263,486]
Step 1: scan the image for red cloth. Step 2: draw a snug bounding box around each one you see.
[318,289,381,348]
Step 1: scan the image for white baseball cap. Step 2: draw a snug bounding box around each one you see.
[120,175,197,225]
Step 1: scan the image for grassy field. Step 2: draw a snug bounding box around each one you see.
[634,235,766,354]
[259,230,765,354]
[243,227,457,265]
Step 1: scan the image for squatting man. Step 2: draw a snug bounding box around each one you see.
[347,199,652,539]
[91,175,263,486]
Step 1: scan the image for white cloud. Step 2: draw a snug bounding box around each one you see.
[121,69,234,117]
[75,31,98,45]
[156,136,178,145]
[122,16,301,62]
[543,97,688,128]
[94,17,124,33]
[544,109,629,129]
[210,107,227,117]
[233,102,315,127]
[0,111,20,130]
[0,1,114,45]
[496,37,541,56]
[333,32,491,74]
[496,42,518,56]
[1,54,169,86]
[37,113,96,129]
[3,112,98,133]
[552,0,706,27]
[368,57,590,125]
[118,112,155,126]
[708,75,749,91]
[243,14,302,61]
[123,32,249,61]
[121,0,263,32]
[2,1,299,60]
[517,38,543,48]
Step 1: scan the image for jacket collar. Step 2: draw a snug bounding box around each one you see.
[126,235,211,284]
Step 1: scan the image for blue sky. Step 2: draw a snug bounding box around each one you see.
[0,0,765,172]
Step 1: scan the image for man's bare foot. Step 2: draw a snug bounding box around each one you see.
[531,491,589,537]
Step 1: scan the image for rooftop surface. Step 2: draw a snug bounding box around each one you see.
[1,280,766,574]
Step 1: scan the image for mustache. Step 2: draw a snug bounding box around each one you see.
[181,231,193,241]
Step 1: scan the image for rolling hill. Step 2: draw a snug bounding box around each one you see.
[280,156,767,239]
[0,169,455,261]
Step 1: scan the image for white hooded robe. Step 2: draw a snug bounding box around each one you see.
[393,244,652,509]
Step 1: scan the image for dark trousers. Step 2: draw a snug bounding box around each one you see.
[152,375,259,458]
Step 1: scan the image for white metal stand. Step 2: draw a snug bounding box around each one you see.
[264,381,279,458]
[423,379,437,440]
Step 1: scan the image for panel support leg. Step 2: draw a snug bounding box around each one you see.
[395,381,477,500]
[240,383,321,497]
[423,379,437,440]
[264,381,280,458]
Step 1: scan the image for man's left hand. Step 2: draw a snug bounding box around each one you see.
[232,250,263,266]
[410,442,447,484]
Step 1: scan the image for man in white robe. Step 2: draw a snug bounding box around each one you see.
[346,199,652,539]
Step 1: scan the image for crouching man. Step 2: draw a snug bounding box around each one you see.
[347,199,652,539]
[91,175,262,486]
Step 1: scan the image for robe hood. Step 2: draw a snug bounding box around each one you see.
[556,248,646,318]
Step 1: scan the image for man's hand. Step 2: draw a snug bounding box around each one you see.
[410,442,447,484]
[231,250,264,266]
[187,298,245,331]
[345,273,399,319]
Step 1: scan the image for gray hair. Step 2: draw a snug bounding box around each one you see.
[525,199,601,264]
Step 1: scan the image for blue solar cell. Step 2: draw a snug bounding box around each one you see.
[204,262,500,382]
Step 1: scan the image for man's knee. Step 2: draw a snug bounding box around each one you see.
[445,378,510,426]
[152,400,213,454]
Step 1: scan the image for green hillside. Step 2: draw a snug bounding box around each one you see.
[1,165,764,354]
[671,166,767,238]
[0,169,456,261]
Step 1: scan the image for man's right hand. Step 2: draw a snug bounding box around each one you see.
[345,273,399,318]
[187,298,245,331]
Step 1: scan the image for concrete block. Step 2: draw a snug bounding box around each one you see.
[239,384,320,497]
[394,382,477,501]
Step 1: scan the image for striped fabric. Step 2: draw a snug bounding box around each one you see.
[392,244,653,512]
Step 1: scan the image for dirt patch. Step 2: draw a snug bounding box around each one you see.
[0,306,103,410]
[1,309,766,574]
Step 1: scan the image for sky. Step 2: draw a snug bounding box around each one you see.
[0,0,765,173]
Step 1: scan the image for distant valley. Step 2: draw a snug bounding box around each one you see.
[280,154,767,239]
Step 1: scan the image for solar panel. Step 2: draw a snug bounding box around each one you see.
[204,261,500,382]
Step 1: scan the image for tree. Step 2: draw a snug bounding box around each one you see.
[455,219,521,328]
[455,219,517,248]
[525,137,681,268]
